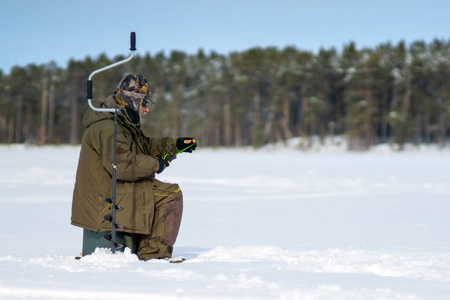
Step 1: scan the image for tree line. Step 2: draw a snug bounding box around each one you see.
[0,39,449,150]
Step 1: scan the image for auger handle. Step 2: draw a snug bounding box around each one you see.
[130,32,136,51]
[87,32,137,112]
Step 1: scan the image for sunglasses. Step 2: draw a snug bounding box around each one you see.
[142,96,156,108]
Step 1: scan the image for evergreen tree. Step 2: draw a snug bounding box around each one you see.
[0,39,448,149]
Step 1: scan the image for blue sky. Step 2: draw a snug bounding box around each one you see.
[1,0,449,73]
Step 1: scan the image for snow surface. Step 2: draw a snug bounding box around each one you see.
[0,143,449,299]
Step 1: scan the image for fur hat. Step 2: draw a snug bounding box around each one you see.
[114,74,154,124]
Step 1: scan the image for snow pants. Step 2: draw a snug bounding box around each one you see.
[136,179,183,260]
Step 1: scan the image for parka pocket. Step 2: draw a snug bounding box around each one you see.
[98,195,111,229]
[94,182,154,234]
[114,191,152,234]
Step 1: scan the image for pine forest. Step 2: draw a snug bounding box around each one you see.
[0,39,449,150]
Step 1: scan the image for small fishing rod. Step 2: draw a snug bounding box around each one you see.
[164,140,199,162]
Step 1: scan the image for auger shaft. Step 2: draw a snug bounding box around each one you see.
[86,32,137,253]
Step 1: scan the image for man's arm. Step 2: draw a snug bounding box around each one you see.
[101,126,160,181]
[142,136,179,157]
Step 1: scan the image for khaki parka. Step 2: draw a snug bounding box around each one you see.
[71,97,179,234]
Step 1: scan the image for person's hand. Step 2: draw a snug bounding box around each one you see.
[156,154,176,174]
[176,137,197,153]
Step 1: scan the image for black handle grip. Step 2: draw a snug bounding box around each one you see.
[130,32,136,51]
[87,80,93,99]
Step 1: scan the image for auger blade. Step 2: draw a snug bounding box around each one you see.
[103,232,124,250]
[104,213,113,222]
[105,198,124,212]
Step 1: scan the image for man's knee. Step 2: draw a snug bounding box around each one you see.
[164,191,183,246]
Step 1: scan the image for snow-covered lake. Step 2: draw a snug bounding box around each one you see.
[0,144,449,299]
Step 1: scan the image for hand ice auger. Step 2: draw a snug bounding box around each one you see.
[86,32,137,254]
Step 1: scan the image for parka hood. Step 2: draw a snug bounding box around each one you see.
[82,96,135,129]
[82,96,149,156]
